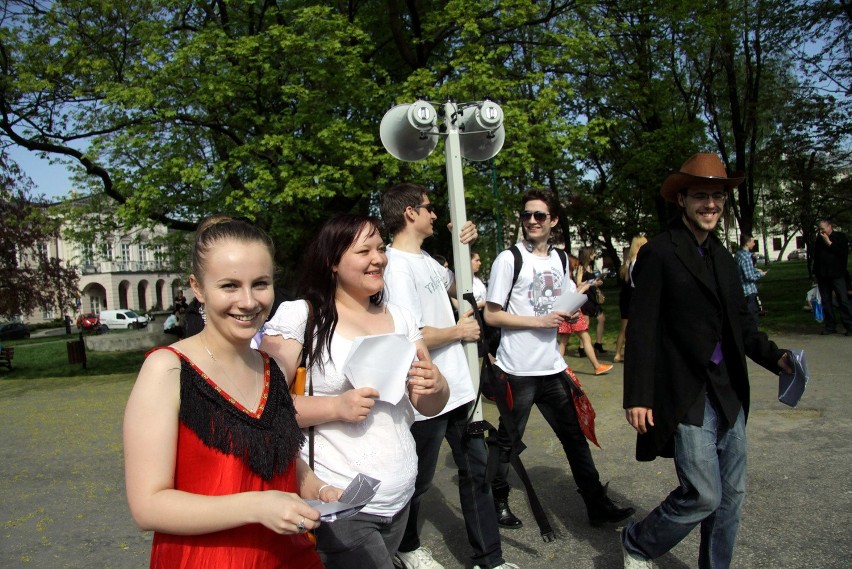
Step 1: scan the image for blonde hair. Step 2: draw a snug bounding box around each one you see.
[619,235,648,280]
[192,215,275,282]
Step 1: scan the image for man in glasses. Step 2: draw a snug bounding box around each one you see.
[484,188,634,530]
[621,153,793,569]
[380,183,518,569]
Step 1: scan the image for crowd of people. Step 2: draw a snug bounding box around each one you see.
[124,152,798,569]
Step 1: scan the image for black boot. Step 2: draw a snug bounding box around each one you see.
[577,346,585,358]
[578,483,635,527]
[593,342,608,354]
[493,486,523,529]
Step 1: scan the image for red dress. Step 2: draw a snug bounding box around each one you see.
[148,347,323,569]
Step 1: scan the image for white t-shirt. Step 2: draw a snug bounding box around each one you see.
[472,276,487,304]
[263,300,419,517]
[486,245,574,376]
[383,247,475,420]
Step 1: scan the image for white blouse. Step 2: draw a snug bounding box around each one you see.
[263,300,421,517]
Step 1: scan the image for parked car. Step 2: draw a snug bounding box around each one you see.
[76,312,101,332]
[99,309,149,330]
[0,322,31,341]
[787,248,807,260]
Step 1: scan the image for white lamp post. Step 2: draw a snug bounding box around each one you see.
[380,99,505,427]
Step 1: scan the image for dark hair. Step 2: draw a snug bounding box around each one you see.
[521,188,561,220]
[380,182,428,237]
[298,214,384,369]
[578,245,596,270]
[740,234,754,247]
[192,215,275,282]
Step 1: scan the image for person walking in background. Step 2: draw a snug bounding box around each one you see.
[485,188,632,530]
[123,216,332,568]
[575,246,608,354]
[613,236,647,363]
[622,153,792,569]
[735,235,766,324]
[260,214,449,569]
[380,183,519,569]
[557,254,612,374]
[813,219,852,336]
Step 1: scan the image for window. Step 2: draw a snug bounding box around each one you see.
[82,243,95,265]
[773,238,782,251]
[796,236,806,248]
[138,244,148,264]
[121,243,131,261]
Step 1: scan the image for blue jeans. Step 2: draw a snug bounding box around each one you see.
[492,370,602,494]
[316,502,410,569]
[398,402,504,568]
[744,293,760,324]
[622,396,747,569]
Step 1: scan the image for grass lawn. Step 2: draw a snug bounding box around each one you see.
[594,259,820,354]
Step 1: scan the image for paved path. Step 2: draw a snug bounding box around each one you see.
[0,333,848,568]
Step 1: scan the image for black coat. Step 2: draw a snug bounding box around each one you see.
[623,219,784,461]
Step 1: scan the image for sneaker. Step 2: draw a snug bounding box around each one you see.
[394,547,444,569]
[622,544,654,568]
[473,564,520,569]
[594,364,613,375]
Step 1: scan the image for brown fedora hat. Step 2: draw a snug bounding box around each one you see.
[660,153,744,202]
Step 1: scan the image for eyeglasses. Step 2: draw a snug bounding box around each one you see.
[414,203,436,214]
[520,210,550,223]
[685,192,727,203]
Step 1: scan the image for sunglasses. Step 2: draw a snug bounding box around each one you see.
[684,192,727,203]
[520,210,550,223]
[414,203,436,214]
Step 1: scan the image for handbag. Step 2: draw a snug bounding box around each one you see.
[560,367,600,448]
[290,301,315,397]
[594,286,605,305]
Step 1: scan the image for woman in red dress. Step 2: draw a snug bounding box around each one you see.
[124,216,340,568]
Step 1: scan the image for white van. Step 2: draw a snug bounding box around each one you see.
[99,309,149,330]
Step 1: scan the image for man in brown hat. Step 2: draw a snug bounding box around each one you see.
[620,153,793,568]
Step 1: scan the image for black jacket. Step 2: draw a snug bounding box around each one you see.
[623,219,784,461]
[813,230,849,280]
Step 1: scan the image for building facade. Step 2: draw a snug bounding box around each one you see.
[26,221,192,324]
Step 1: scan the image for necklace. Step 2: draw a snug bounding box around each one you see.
[200,334,260,413]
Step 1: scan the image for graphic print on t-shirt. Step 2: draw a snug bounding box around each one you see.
[528,266,563,316]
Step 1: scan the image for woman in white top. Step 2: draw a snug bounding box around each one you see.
[261,214,449,569]
[471,251,487,308]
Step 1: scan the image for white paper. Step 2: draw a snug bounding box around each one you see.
[306,473,381,522]
[552,291,588,315]
[342,333,416,404]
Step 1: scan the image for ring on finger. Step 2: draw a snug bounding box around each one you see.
[296,517,305,532]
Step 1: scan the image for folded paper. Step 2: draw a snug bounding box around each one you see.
[778,348,808,407]
[342,333,416,404]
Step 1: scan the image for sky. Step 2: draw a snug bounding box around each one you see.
[7,145,76,200]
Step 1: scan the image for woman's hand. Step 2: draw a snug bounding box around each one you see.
[407,350,446,396]
[252,491,321,535]
[334,387,379,423]
[318,484,345,503]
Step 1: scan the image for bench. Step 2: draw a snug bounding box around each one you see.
[0,347,13,370]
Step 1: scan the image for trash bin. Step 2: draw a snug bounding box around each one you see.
[67,339,86,366]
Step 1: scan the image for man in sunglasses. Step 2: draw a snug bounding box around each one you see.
[484,188,634,530]
[380,183,518,569]
[621,153,793,569]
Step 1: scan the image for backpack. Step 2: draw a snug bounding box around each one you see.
[482,244,568,356]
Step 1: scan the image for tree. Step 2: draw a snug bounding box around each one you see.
[0,149,79,320]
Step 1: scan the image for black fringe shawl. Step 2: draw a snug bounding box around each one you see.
[175,352,306,481]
